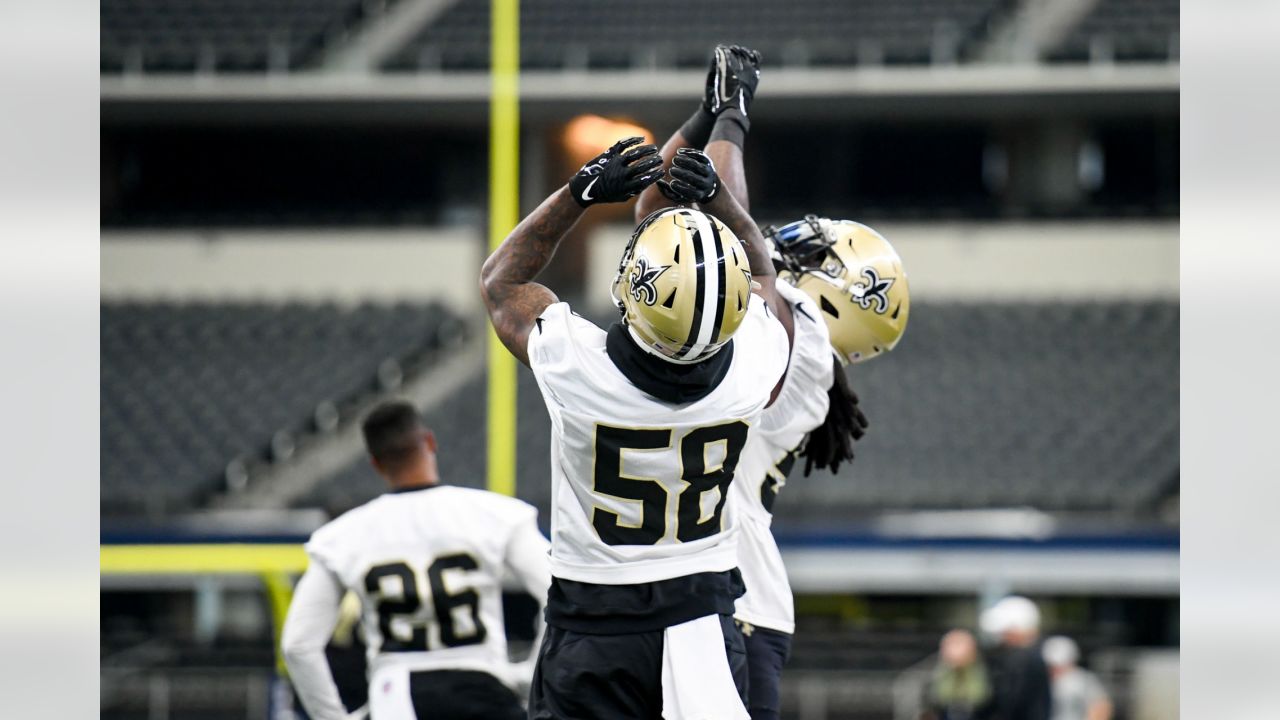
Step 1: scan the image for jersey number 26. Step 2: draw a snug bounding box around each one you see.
[363,554,486,653]
[592,420,749,546]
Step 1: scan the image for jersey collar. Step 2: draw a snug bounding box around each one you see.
[387,483,443,495]
[605,322,733,404]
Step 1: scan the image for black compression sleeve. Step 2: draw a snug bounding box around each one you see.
[679,107,717,148]
[709,108,749,149]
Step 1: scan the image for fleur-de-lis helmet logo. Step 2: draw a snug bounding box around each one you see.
[629,256,669,306]
[852,267,894,314]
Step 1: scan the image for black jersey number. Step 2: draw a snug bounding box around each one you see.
[761,446,800,514]
[362,554,487,653]
[592,421,749,545]
[426,554,486,647]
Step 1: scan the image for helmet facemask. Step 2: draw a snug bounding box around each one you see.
[782,218,910,365]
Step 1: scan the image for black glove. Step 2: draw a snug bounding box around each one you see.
[703,45,762,117]
[568,137,663,207]
[657,148,719,205]
[700,46,728,114]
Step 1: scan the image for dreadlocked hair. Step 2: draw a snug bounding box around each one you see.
[799,355,869,476]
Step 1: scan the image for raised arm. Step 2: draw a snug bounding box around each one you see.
[481,137,661,366]
[700,145,793,340]
[479,188,581,367]
[704,46,760,212]
[635,45,761,222]
[644,140,790,338]
[634,129,691,222]
[694,45,787,326]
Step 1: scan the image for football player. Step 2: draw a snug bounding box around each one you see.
[480,110,795,714]
[282,401,550,720]
[634,45,911,720]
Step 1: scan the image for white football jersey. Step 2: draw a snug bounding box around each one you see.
[304,486,544,684]
[731,279,834,634]
[528,295,790,585]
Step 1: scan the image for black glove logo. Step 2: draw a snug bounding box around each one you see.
[569,137,662,207]
[705,45,762,117]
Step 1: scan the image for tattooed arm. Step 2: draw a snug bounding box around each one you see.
[481,137,662,367]
[479,187,582,367]
[701,140,793,405]
[636,45,760,222]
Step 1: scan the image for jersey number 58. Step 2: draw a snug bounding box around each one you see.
[592,420,749,546]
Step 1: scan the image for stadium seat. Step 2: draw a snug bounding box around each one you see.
[1048,0,1180,63]
[100,0,381,73]
[100,300,469,516]
[382,0,1006,72]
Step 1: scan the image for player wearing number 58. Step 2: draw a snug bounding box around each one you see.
[480,132,793,718]
[281,402,550,720]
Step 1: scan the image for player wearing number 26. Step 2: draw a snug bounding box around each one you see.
[481,131,792,718]
[282,402,550,720]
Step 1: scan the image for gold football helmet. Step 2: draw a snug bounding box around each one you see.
[769,216,910,364]
[612,208,754,364]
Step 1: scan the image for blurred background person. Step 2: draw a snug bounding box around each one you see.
[282,402,549,720]
[1042,635,1113,720]
[978,596,1051,720]
[922,629,990,720]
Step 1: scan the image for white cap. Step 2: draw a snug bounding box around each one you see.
[1042,635,1080,667]
[980,595,1041,635]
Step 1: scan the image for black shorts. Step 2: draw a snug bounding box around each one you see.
[407,669,524,720]
[738,622,793,720]
[527,613,749,719]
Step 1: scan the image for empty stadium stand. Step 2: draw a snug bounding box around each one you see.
[100,301,467,516]
[383,0,1006,72]
[1049,0,1179,63]
[302,301,1178,521]
[800,300,1179,515]
[100,0,383,73]
[296,368,551,516]
[97,0,1179,75]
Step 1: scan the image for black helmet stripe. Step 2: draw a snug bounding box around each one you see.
[677,209,707,359]
[709,218,728,344]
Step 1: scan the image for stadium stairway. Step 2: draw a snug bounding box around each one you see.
[1047,0,1180,63]
[100,300,469,518]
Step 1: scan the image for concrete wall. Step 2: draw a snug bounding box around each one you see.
[102,220,1177,313]
[101,228,484,312]
[586,220,1179,315]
